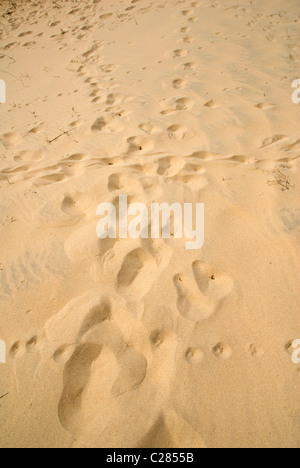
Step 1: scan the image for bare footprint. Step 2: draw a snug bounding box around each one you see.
[127,136,154,153]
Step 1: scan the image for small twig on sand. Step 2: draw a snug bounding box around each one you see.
[0,393,9,400]
[48,128,76,144]
[269,167,294,191]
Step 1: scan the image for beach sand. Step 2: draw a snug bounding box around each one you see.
[0,0,299,448]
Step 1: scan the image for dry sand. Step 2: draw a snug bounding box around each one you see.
[0,0,299,449]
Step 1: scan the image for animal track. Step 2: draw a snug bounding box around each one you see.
[183,62,198,71]
[174,261,234,321]
[139,123,161,135]
[174,49,188,58]
[172,78,187,89]
[204,100,221,109]
[183,35,195,44]
[167,125,187,140]
[212,342,232,360]
[91,116,124,133]
[185,347,204,365]
[175,98,195,111]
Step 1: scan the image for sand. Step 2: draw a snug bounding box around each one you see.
[0,0,299,449]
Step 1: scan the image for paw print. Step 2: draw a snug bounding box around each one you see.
[174,261,234,321]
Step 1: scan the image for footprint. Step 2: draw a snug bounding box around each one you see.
[99,13,113,20]
[248,344,264,358]
[61,194,83,221]
[172,79,187,90]
[117,248,157,300]
[107,239,173,302]
[175,98,195,111]
[23,41,36,48]
[183,62,198,71]
[183,35,195,44]
[139,123,161,135]
[29,125,45,134]
[174,49,188,58]
[91,116,124,133]
[18,31,33,38]
[204,100,221,109]
[157,156,185,177]
[161,108,177,116]
[4,42,18,50]
[138,410,206,448]
[212,343,232,360]
[58,343,104,433]
[182,9,194,16]
[10,341,25,359]
[0,132,22,148]
[53,344,77,364]
[174,261,234,321]
[181,27,191,34]
[107,173,143,192]
[256,102,276,110]
[127,136,154,153]
[44,292,153,439]
[26,336,39,352]
[106,93,125,106]
[14,150,44,162]
[172,172,208,191]
[100,64,118,73]
[185,347,204,365]
[111,347,147,397]
[34,172,67,187]
[261,135,288,149]
[167,125,187,141]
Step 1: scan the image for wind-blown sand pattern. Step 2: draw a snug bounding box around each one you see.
[0,0,299,449]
